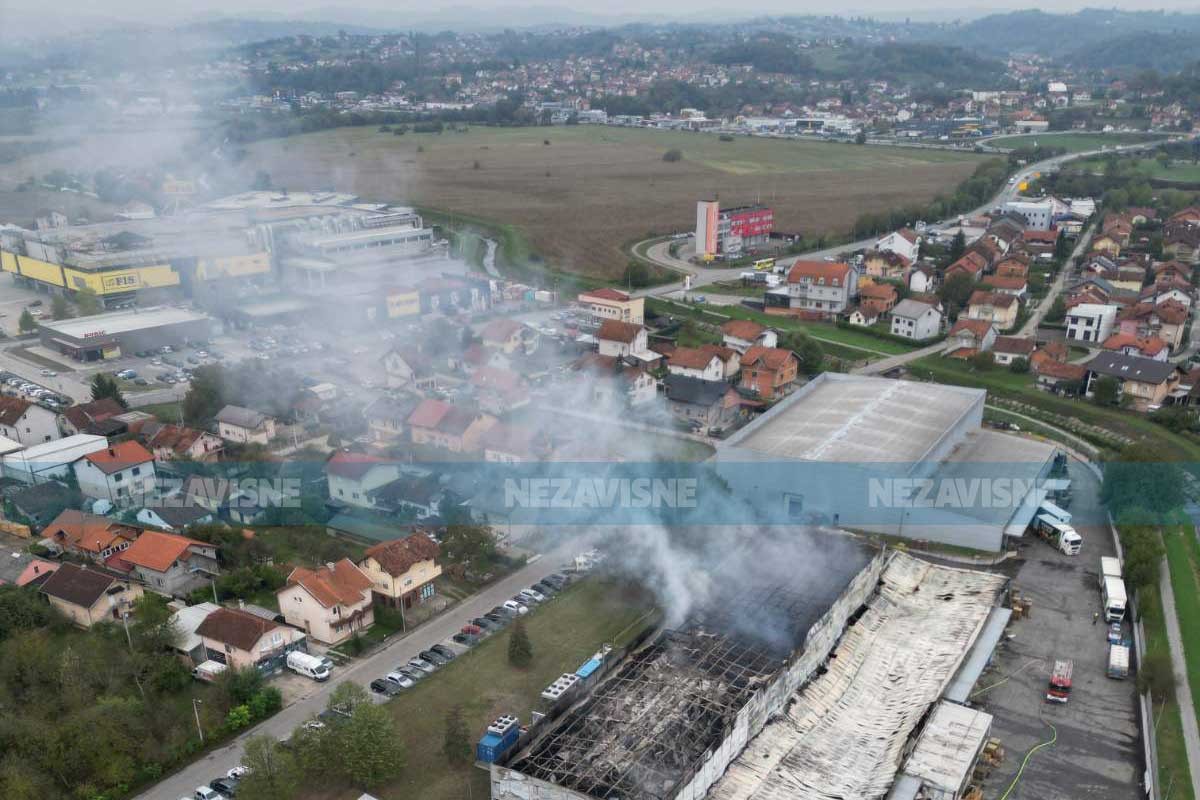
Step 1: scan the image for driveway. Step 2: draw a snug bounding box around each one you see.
[133,542,585,800]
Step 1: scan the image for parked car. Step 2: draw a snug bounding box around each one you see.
[384,670,416,688]
[472,616,500,631]
[407,657,436,674]
[372,678,405,695]
[226,766,250,780]
[504,599,530,615]
[483,612,508,626]
[39,369,55,377]
[1107,623,1123,645]
[209,776,239,796]
[194,787,222,800]
[519,588,546,603]
[420,649,450,666]
[452,632,479,647]
[490,605,516,619]
[461,623,483,636]
[430,644,457,661]
[397,666,425,682]
[532,581,558,596]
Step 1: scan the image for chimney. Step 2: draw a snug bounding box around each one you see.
[238,599,245,609]
[326,562,335,572]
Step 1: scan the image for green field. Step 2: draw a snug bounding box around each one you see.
[1141,573,1196,800]
[300,577,657,800]
[1165,528,1200,724]
[987,132,1168,154]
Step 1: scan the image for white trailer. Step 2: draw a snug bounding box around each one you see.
[1039,500,1072,525]
[1107,644,1130,679]
[1100,556,1122,586]
[1102,576,1127,622]
[1033,514,1082,555]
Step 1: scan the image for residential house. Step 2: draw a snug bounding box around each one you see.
[470,366,531,414]
[480,319,527,354]
[966,291,1019,331]
[168,602,221,665]
[1116,301,1189,351]
[862,248,911,279]
[325,451,401,510]
[1102,333,1169,362]
[73,441,157,506]
[981,274,1028,298]
[577,288,644,324]
[278,559,375,645]
[359,534,442,609]
[195,606,303,671]
[60,398,126,436]
[1084,352,1181,410]
[848,299,888,327]
[699,344,741,379]
[16,558,59,588]
[663,374,745,432]
[0,397,58,445]
[135,504,214,533]
[215,405,276,445]
[1090,232,1123,257]
[765,261,859,318]
[1112,265,1147,292]
[1065,303,1118,345]
[908,264,937,295]
[667,347,726,381]
[858,281,899,312]
[720,320,778,353]
[140,422,223,463]
[363,395,421,443]
[407,399,496,453]
[1164,223,1200,264]
[7,480,79,531]
[480,423,552,463]
[381,347,437,391]
[367,472,443,519]
[739,347,799,400]
[945,319,997,357]
[571,354,657,408]
[944,252,987,282]
[40,563,143,628]
[1034,359,1087,395]
[115,529,219,595]
[42,509,140,561]
[890,299,942,341]
[1153,260,1192,285]
[874,228,920,263]
[992,336,1035,366]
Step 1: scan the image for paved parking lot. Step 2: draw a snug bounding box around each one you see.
[974,458,1142,800]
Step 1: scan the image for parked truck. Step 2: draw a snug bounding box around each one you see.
[1100,556,1122,585]
[1102,575,1128,623]
[1046,659,1073,703]
[1107,644,1130,680]
[192,660,227,683]
[1033,514,1082,555]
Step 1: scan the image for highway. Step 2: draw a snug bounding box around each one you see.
[134,541,588,800]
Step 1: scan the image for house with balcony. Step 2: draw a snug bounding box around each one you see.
[1065,303,1118,345]
[216,405,276,445]
[195,606,304,672]
[43,509,141,562]
[114,529,219,596]
[278,559,375,645]
[359,533,442,609]
[738,347,799,400]
[720,320,777,353]
[73,441,157,507]
[764,261,858,319]
[965,290,1019,331]
[1084,351,1181,411]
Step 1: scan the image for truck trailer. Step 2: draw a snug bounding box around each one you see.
[1102,575,1128,622]
[1107,644,1130,679]
[1033,514,1082,555]
[1046,659,1073,703]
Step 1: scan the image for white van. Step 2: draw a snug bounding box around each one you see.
[287,650,331,681]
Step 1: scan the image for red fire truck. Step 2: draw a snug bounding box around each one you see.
[1046,659,1073,703]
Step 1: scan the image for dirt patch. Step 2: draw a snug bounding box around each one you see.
[240,126,985,280]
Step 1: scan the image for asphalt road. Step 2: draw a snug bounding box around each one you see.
[135,541,587,800]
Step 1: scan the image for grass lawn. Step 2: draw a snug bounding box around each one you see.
[301,577,658,800]
[136,400,186,422]
[1164,528,1200,727]
[1140,579,1196,800]
[648,297,916,356]
[987,132,1168,154]
[1131,159,1200,184]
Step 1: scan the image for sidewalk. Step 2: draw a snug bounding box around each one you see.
[1158,557,1200,800]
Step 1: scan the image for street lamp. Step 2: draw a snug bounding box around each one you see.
[193,698,205,744]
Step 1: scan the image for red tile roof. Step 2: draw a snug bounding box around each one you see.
[993,336,1035,355]
[287,559,372,608]
[326,450,389,481]
[579,287,631,302]
[597,319,643,344]
[82,441,154,475]
[968,290,1018,310]
[0,396,32,427]
[668,347,721,370]
[44,509,140,554]
[363,534,440,578]
[1036,359,1088,381]
[407,398,451,430]
[741,346,797,371]
[721,320,767,341]
[62,398,125,431]
[949,318,995,339]
[120,530,207,573]
[787,260,851,286]
[196,607,280,652]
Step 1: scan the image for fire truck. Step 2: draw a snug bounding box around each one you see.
[1046,659,1073,704]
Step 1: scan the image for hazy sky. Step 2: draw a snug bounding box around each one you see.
[2,0,1198,35]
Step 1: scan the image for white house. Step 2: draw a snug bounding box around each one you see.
[278,559,375,645]
[1065,303,1118,345]
[215,405,276,445]
[324,451,401,510]
[908,265,937,295]
[889,299,942,341]
[596,319,650,359]
[73,441,157,507]
[765,261,859,317]
[666,348,725,381]
[720,320,778,353]
[0,397,59,445]
[875,229,920,263]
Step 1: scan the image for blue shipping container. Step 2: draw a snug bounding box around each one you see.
[476,726,520,763]
[576,658,602,679]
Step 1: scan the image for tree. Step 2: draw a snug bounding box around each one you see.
[17,308,35,334]
[441,524,497,569]
[75,288,101,316]
[854,131,867,145]
[237,734,301,800]
[662,148,683,162]
[1091,375,1120,407]
[1044,295,1066,323]
[508,617,533,668]
[1137,648,1175,699]
[442,705,471,764]
[328,680,370,715]
[948,230,966,262]
[969,351,993,372]
[50,295,70,320]
[1009,357,1030,374]
[333,702,406,788]
[622,260,652,288]
[939,273,975,319]
[89,373,127,409]
[1102,444,1185,516]
[183,365,224,425]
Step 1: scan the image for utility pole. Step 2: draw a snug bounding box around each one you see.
[193,698,205,744]
[121,610,133,651]
[211,576,219,605]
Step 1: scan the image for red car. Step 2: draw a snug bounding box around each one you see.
[461,624,483,636]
